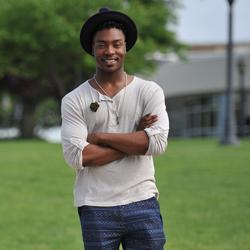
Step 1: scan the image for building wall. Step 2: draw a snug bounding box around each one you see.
[166,92,250,137]
[150,45,250,137]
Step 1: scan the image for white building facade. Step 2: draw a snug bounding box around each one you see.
[150,44,250,137]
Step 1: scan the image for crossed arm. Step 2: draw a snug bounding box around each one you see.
[82,114,158,166]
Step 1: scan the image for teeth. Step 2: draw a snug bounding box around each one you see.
[104,59,116,63]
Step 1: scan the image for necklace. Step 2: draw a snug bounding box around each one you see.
[93,73,127,125]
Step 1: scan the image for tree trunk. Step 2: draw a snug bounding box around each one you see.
[20,100,37,138]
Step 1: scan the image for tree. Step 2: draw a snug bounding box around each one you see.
[0,0,184,138]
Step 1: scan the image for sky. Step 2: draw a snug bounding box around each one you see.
[175,0,250,44]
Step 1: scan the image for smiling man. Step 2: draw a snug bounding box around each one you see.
[61,7,169,250]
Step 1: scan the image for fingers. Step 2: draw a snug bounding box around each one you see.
[140,114,158,128]
[143,114,158,123]
[145,115,158,127]
[87,133,99,144]
[136,113,158,131]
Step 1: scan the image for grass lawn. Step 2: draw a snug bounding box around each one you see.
[0,138,249,250]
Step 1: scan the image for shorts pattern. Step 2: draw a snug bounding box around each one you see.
[78,197,166,250]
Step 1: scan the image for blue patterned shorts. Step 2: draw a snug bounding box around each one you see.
[78,197,166,250]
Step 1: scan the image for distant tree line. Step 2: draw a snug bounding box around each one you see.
[0,0,184,138]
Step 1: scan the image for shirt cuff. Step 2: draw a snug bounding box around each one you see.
[69,138,89,170]
[144,127,168,156]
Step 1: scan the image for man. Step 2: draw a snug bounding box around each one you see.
[61,7,169,250]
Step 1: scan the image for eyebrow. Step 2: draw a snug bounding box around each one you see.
[95,39,124,43]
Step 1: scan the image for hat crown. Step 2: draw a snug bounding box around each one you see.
[80,7,137,55]
[99,7,111,13]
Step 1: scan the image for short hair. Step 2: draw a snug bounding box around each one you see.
[93,20,127,40]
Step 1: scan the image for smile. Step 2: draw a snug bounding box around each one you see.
[102,58,118,63]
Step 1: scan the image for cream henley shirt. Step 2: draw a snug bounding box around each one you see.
[61,76,169,207]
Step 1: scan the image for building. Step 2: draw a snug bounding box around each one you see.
[150,43,250,137]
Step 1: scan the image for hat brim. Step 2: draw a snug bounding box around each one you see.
[80,10,137,55]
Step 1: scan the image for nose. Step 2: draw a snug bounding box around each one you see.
[105,45,115,55]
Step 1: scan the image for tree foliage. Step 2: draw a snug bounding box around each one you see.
[0,0,183,137]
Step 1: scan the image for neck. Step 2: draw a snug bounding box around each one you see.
[95,68,125,84]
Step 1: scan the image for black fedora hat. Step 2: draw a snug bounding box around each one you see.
[80,7,138,55]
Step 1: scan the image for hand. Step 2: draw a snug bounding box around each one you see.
[87,133,101,145]
[137,113,158,131]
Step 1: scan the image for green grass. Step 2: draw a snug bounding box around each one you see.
[0,139,250,250]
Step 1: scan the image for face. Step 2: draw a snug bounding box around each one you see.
[92,28,126,73]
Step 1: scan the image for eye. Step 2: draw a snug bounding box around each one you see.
[96,43,106,49]
[113,43,122,48]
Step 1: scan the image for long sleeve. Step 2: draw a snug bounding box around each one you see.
[142,84,169,156]
[61,95,89,170]
[60,78,167,207]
